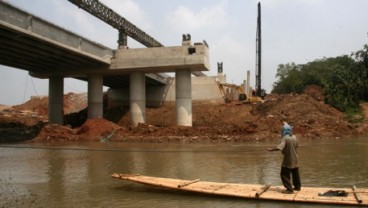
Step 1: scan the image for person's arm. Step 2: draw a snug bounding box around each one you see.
[267,147,280,151]
[268,138,285,152]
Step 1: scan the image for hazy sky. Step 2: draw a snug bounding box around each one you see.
[1,0,367,105]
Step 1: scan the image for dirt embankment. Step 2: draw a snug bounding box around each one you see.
[0,93,86,142]
[0,87,366,143]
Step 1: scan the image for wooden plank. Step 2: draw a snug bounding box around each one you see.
[111,173,368,206]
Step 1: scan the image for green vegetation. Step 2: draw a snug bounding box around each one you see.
[344,107,365,123]
[272,44,368,112]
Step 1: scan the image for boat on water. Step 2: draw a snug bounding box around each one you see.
[111,173,367,206]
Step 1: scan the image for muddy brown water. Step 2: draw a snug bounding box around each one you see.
[1,137,367,208]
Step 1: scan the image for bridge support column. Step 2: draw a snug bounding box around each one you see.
[130,72,146,127]
[176,70,192,126]
[88,75,103,119]
[48,76,64,125]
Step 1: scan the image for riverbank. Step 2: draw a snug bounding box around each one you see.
[1,87,367,143]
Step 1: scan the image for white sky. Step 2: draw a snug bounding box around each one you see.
[1,0,367,105]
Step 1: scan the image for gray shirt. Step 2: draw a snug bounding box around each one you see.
[277,134,299,168]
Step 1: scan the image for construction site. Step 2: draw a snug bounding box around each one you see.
[1,1,367,143]
[1,82,368,143]
[2,2,368,208]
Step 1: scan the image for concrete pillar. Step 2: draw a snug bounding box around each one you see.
[48,76,64,124]
[243,80,247,94]
[176,70,192,126]
[247,70,251,97]
[88,75,103,119]
[130,72,146,127]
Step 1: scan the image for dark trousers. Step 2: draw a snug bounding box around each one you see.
[280,167,301,191]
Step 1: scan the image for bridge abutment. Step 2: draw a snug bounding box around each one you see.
[48,76,64,125]
[88,75,103,119]
[130,72,146,127]
[176,70,192,126]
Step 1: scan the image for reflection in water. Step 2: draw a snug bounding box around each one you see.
[46,150,65,205]
[0,138,367,207]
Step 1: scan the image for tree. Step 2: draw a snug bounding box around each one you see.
[272,63,304,94]
[272,55,361,111]
[351,44,368,100]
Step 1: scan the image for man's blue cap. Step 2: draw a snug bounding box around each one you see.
[281,122,293,137]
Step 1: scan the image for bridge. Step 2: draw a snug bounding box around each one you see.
[0,1,210,127]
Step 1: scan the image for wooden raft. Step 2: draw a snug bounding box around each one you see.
[111,173,368,206]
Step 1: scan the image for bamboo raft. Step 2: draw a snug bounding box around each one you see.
[111,173,368,206]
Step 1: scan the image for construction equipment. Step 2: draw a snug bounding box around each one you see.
[217,82,242,103]
[216,82,262,104]
[217,82,231,103]
[255,2,262,96]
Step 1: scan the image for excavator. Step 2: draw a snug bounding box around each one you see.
[216,82,263,104]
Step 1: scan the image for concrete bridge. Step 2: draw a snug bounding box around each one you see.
[0,1,210,127]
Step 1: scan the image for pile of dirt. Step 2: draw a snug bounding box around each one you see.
[0,106,46,142]
[13,92,87,116]
[12,96,48,116]
[0,107,46,126]
[304,85,324,101]
[34,118,127,142]
[63,93,88,114]
[108,92,357,141]
[0,104,10,111]
[0,93,88,142]
[114,93,356,141]
[76,118,126,141]
[252,93,355,138]
[33,124,78,141]
[1,89,366,143]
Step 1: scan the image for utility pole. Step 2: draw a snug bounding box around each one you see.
[255,2,262,97]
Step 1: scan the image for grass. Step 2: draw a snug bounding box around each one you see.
[344,106,365,123]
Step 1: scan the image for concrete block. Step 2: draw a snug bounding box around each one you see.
[110,44,210,73]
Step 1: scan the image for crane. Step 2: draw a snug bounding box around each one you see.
[67,0,206,76]
[255,2,262,97]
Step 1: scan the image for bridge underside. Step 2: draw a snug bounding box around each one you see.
[0,22,166,87]
[0,24,107,74]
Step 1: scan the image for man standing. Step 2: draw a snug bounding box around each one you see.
[268,122,301,194]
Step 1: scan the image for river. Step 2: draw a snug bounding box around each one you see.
[1,137,367,207]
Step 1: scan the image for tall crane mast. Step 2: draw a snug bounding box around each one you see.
[67,0,205,76]
[255,2,262,96]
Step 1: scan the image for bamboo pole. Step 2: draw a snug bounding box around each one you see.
[352,185,363,204]
[178,179,200,188]
[346,191,368,193]
[255,183,271,198]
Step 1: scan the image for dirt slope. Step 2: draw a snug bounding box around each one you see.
[0,89,364,143]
